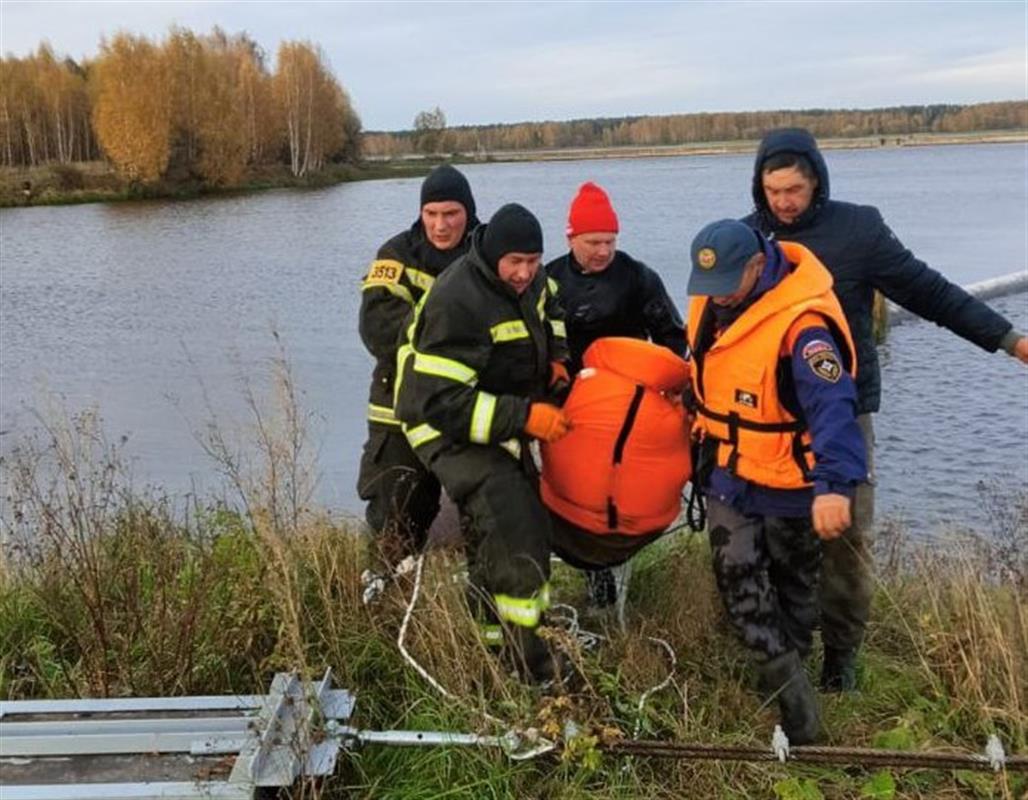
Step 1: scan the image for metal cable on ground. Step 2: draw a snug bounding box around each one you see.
[603,739,1027,772]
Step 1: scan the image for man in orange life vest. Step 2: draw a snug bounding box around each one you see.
[686,219,867,744]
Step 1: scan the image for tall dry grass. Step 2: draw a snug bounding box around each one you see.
[2,353,1025,798]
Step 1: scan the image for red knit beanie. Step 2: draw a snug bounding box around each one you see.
[566,182,619,236]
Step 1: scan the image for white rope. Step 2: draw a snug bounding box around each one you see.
[395,553,556,760]
[397,553,458,701]
[633,636,677,739]
[549,602,606,650]
[395,557,675,756]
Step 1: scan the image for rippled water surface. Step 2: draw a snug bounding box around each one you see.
[2,143,1026,536]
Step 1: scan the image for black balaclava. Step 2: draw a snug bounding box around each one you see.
[420,164,476,219]
[481,203,543,269]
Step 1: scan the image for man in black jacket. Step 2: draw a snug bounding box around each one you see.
[546,181,685,374]
[744,128,1028,691]
[546,181,686,608]
[356,165,479,569]
[395,203,571,682]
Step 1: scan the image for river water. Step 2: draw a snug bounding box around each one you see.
[1,143,1026,537]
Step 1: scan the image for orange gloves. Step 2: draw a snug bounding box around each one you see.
[549,360,570,389]
[524,402,571,442]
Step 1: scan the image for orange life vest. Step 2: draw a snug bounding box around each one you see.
[687,241,856,490]
[540,337,692,535]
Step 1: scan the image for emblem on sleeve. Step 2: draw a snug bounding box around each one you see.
[807,352,842,383]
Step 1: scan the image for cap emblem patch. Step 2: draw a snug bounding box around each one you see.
[697,248,717,270]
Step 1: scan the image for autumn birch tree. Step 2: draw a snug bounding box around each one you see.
[92,33,172,182]
[273,41,354,176]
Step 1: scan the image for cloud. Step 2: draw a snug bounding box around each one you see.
[1,0,1024,129]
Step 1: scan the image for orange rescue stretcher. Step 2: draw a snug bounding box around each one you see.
[540,337,692,536]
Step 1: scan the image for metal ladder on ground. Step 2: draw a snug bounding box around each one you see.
[1,671,354,800]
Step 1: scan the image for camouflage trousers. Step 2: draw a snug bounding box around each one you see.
[356,424,441,568]
[819,414,875,652]
[708,498,822,662]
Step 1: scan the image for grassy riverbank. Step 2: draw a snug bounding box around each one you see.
[1,403,1025,799]
[4,130,1024,209]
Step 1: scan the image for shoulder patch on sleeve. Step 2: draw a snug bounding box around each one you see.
[806,350,842,383]
[364,259,404,286]
[801,339,833,360]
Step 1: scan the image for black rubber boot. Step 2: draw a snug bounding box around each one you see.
[759,651,820,745]
[506,624,560,685]
[585,568,617,608]
[821,647,858,693]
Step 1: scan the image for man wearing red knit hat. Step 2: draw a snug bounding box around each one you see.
[546,182,685,374]
[545,181,686,607]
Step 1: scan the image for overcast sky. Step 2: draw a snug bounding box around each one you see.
[2,1,1025,131]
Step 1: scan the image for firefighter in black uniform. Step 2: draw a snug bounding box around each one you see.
[356,165,479,568]
[545,181,686,606]
[395,203,571,681]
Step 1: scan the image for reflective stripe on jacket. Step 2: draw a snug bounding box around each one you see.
[687,241,856,490]
[394,226,567,463]
[358,220,475,428]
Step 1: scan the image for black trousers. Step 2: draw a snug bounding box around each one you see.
[428,444,551,602]
[819,413,875,652]
[356,424,441,567]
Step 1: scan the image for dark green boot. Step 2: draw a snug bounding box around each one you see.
[506,624,560,685]
[759,651,820,745]
[820,647,858,693]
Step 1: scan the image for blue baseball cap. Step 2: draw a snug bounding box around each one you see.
[687,219,764,296]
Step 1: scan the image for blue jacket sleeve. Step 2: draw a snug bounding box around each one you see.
[790,326,868,496]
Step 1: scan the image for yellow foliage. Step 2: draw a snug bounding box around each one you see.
[92,34,172,182]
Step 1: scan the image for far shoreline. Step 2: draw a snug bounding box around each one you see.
[438,129,1028,164]
[2,129,1024,209]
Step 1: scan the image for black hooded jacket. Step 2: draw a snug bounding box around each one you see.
[359,213,480,423]
[743,128,1014,414]
[395,225,567,464]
